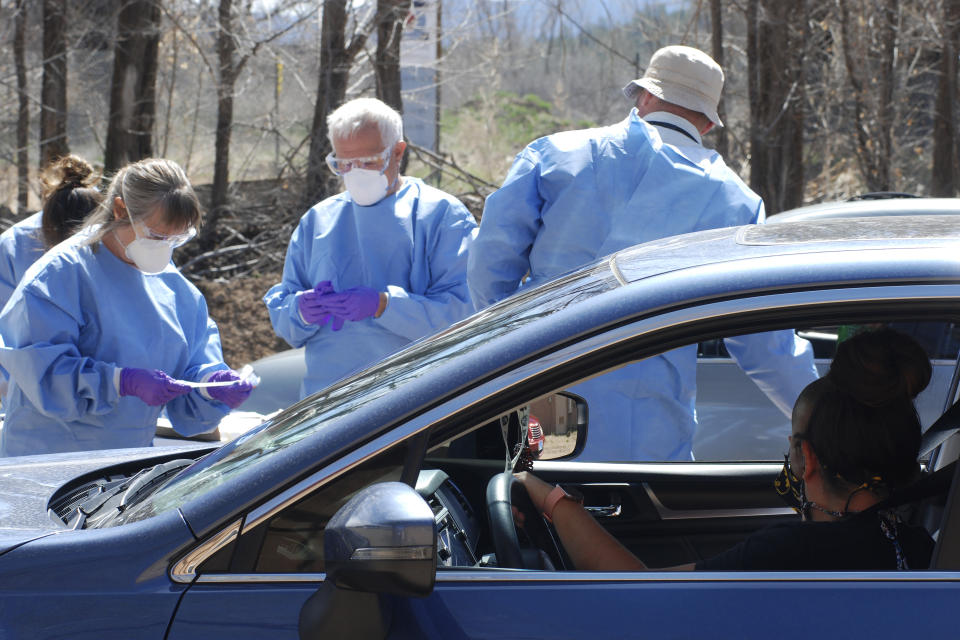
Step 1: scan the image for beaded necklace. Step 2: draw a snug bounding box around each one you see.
[811,479,908,571]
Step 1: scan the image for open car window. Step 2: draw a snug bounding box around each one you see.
[591,321,960,462]
[422,320,957,572]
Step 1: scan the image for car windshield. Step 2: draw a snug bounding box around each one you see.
[108,263,620,526]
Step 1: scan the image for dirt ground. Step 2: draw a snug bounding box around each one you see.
[194,273,288,369]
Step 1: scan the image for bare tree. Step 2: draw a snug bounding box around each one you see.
[104,0,161,172]
[209,0,242,246]
[40,0,69,166]
[203,0,312,247]
[304,1,374,205]
[746,0,760,186]
[710,0,728,159]
[747,0,806,214]
[14,0,30,215]
[840,0,899,192]
[932,0,960,196]
[375,0,411,112]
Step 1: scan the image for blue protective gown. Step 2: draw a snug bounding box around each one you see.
[0,212,45,311]
[470,109,816,461]
[467,109,765,307]
[264,177,477,398]
[0,232,232,456]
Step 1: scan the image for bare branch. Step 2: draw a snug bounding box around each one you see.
[159,3,217,75]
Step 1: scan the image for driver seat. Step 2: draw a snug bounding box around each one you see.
[930,462,960,569]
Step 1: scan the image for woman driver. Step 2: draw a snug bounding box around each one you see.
[516,327,935,571]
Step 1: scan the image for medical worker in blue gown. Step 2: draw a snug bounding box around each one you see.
[468,46,817,461]
[264,98,477,398]
[0,158,253,457]
[0,155,102,310]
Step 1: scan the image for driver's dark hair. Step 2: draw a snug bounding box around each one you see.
[805,327,931,494]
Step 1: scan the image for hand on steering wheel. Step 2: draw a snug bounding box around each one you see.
[513,471,554,511]
[486,472,563,569]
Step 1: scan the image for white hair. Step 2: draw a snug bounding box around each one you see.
[326,98,403,149]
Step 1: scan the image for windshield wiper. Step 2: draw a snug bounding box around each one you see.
[64,459,194,529]
[63,477,129,529]
[117,458,194,511]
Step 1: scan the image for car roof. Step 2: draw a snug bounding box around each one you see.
[768,197,960,223]
[614,215,960,285]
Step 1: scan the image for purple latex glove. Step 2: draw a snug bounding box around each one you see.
[119,368,192,406]
[205,369,254,409]
[297,280,336,326]
[317,287,381,327]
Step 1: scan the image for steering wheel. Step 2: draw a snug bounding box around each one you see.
[485,472,562,569]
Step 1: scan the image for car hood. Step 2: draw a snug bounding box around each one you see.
[0,444,208,554]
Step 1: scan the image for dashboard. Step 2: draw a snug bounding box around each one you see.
[416,469,482,567]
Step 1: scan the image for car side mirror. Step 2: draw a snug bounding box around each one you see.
[324,481,437,597]
[526,391,588,460]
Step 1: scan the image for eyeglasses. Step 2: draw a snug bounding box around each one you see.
[325,145,393,176]
[131,218,197,248]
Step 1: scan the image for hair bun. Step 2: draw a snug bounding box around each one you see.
[828,327,932,405]
[41,155,97,198]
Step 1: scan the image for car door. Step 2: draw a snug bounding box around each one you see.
[420,308,960,638]
[418,290,960,638]
[169,285,960,639]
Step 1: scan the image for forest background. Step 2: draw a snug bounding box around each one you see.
[2,0,959,368]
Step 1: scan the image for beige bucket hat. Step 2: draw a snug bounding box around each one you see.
[622,45,725,127]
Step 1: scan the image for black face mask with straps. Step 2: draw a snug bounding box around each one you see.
[775,452,806,514]
[775,446,847,520]
[776,431,809,515]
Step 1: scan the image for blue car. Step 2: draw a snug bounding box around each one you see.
[2,216,960,638]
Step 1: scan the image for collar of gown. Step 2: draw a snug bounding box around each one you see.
[641,111,703,148]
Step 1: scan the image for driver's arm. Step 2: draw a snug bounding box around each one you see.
[516,472,646,571]
[515,471,694,572]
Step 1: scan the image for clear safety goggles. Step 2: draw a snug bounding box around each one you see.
[325,144,393,176]
[129,215,197,248]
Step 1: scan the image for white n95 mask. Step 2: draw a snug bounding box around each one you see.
[343,168,391,206]
[125,237,174,274]
[121,203,195,274]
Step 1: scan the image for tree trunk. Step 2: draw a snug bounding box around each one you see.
[104,0,161,172]
[14,0,30,215]
[840,0,899,192]
[206,0,238,248]
[784,0,807,211]
[932,0,960,196]
[304,0,358,205]
[40,0,69,166]
[746,0,761,194]
[876,0,897,192]
[710,0,728,159]
[375,0,409,113]
[748,0,806,214]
